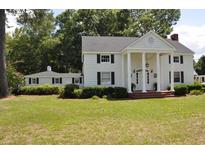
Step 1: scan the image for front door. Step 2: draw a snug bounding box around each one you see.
[135,70,151,91]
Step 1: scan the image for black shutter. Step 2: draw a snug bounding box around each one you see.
[80,77,82,84]
[111,72,115,85]
[169,71,171,84]
[111,54,114,63]
[169,55,171,64]
[180,55,183,64]
[97,72,101,85]
[60,77,62,84]
[97,54,100,63]
[36,78,39,84]
[29,78,31,84]
[52,77,54,84]
[181,71,184,83]
[72,78,74,84]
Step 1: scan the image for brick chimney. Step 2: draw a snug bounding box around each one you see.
[171,34,179,41]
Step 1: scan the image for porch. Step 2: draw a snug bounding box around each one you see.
[122,51,175,93]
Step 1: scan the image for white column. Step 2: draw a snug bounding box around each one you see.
[170,53,174,91]
[142,52,146,92]
[156,53,161,92]
[127,52,132,93]
[121,54,125,87]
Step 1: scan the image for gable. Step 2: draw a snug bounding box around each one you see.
[126,31,175,51]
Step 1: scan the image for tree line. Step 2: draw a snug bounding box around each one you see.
[1,9,181,97]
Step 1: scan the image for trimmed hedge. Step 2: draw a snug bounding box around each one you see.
[59,84,79,98]
[60,85,128,99]
[174,85,188,96]
[14,84,61,95]
[187,84,202,92]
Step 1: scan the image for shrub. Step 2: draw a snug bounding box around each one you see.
[109,87,128,98]
[79,87,105,98]
[59,84,79,98]
[174,85,188,96]
[189,90,203,95]
[187,84,202,92]
[91,95,100,100]
[16,84,60,95]
[62,86,128,99]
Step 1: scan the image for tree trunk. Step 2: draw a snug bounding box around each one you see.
[0,9,9,97]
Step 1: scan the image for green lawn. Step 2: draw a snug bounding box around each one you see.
[0,95,205,144]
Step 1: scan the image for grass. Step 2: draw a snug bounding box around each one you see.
[0,95,205,144]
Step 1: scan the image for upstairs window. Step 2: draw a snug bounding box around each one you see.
[101,55,110,63]
[173,56,180,63]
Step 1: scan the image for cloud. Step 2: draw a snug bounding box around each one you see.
[171,25,205,61]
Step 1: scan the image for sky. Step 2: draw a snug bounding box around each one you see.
[6,9,205,60]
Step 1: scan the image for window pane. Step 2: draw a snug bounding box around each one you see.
[101,55,110,62]
[174,56,179,63]
[101,72,111,84]
[174,72,180,82]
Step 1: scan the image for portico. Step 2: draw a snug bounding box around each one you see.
[123,51,174,93]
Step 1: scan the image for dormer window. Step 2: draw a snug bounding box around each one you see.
[101,55,110,63]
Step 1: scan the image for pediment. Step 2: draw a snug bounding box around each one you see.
[126,31,175,51]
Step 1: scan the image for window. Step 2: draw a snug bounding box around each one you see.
[101,72,111,85]
[74,78,80,84]
[173,56,180,63]
[174,72,180,82]
[136,72,139,84]
[202,77,205,82]
[101,55,110,63]
[53,77,62,84]
[32,78,37,84]
[55,78,60,84]
[147,72,149,84]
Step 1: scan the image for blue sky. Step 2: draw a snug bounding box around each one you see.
[7,9,205,60]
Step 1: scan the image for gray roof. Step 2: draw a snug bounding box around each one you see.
[25,71,82,78]
[82,36,194,54]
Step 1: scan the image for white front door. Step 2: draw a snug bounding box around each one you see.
[135,70,151,91]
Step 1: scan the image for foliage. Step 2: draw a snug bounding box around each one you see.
[194,55,205,75]
[66,86,128,99]
[189,90,203,95]
[6,63,25,93]
[14,84,61,95]
[59,84,79,98]
[174,85,188,96]
[91,95,100,100]
[186,83,202,93]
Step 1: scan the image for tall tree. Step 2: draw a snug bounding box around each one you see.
[0,9,8,97]
[195,55,205,75]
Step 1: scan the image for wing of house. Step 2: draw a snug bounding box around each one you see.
[82,31,194,93]
[24,66,83,86]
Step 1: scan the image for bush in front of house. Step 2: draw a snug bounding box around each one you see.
[187,84,202,93]
[108,87,128,98]
[59,84,79,98]
[62,86,128,99]
[174,85,188,96]
[189,90,204,95]
[15,84,61,95]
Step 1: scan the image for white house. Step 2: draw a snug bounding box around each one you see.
[82,31,194,93]
[25,66,83,86]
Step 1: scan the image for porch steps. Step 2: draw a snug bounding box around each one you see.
[129,91,175,99]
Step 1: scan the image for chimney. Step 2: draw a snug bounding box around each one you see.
[47,66,51,71]
[171,34,179,41]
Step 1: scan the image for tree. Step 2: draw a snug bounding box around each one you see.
[195,55,205,75]
[7,10,59,74]
[0,9,8,97]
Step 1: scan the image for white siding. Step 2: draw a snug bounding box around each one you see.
[83,53,122,87]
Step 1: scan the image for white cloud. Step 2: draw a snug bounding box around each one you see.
[171,25,205,61]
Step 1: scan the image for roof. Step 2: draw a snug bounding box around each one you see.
[25,71,82,78]
[82,36,194,54]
